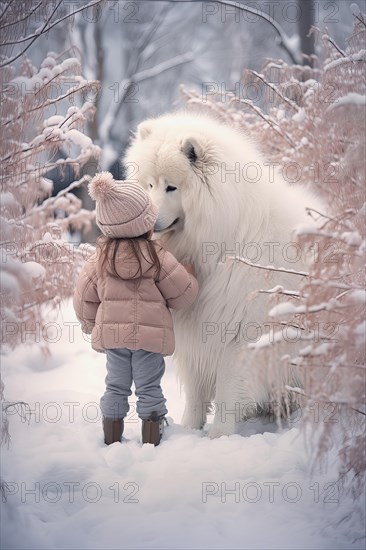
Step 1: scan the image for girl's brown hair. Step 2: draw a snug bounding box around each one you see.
[96,230,162,281]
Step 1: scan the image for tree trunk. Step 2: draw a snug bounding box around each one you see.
[298,0,315,63]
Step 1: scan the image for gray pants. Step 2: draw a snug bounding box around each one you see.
[100,348,168,420]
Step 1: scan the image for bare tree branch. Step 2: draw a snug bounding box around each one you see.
[322,34,346,58]
[100,51,194,144]
[0,0,105,67]
[228,255,309,277]
[0,1,42,30]
[247,69,300,112]
[286,387,366,416]
[0,0,63,67]
[258,288,300,297]
[0,0,14,21]
[166,0,301,64]
[230,97,296,147]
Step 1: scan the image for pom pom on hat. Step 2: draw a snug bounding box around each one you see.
[87,171,159,238]
[88,171,116,201]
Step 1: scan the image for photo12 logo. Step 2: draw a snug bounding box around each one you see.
[202,480,341,504]
[2,481,139,504]
[201,2,339,25]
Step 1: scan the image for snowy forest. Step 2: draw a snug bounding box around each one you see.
[1,1,365,549]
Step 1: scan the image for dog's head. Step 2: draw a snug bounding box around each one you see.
[124,115,219,237]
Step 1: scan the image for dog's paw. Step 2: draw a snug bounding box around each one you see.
[208,422,234,439]
[181,410,205,430]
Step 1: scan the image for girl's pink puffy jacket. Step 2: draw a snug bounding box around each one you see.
[73,241,199,355]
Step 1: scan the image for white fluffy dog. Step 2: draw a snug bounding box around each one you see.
[124,112,321,437]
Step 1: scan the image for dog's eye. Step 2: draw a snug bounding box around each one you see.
[166,185,177,192]
[149,184,153,188]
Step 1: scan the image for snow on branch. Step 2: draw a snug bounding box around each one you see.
[246,69,300,112]
[323,48,366,72]
[181,10,366,508]
[1,44,100,352]
[227,255,309,277]
[326,92,366,111]
[230,97,296,146]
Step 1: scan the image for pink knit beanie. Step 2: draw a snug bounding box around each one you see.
[88,172,158,238]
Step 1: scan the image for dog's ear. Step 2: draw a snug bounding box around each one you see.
[181,138,202,163]
[136,119,154,140]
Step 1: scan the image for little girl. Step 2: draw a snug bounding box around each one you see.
[73,172,198,446]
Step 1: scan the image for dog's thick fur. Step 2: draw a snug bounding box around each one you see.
[124,112,322,437]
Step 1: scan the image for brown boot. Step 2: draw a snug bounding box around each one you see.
[141,412,165,446]
[103,417,124,445]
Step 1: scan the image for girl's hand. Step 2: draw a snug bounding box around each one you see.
[183,263,196,276]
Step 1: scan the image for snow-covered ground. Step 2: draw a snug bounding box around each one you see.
[1,301,363,550]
